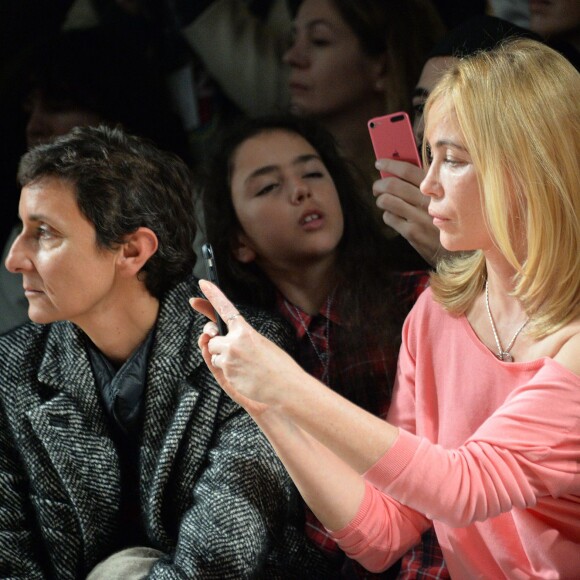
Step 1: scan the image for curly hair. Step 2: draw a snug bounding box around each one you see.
[18,125,197,298]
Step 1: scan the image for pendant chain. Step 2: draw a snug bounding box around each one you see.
[485,280,529,362]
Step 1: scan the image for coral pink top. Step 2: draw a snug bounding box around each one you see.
[331,289,580,578]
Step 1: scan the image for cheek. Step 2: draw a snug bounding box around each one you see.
[314,51,365,89]
[236,205,280,243]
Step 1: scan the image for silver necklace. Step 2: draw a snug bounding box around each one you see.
[285,291,334,383]
[485,280,529,362]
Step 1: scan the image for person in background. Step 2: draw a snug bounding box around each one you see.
[201,114,446,578]
[528,0,579,68]
[284,0,445,188]
[0,27,190,335]
[282,0,445,271]
[193,38,580,578]
[0,125,331,578]
[487,0,530,27]
[373,15,541,267]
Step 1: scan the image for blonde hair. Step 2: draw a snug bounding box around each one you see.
[425,39,580,337]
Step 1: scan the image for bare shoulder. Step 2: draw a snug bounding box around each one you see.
[553,319,580,377]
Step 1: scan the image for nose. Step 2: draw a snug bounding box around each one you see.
[283,36,308,68]
[290,179,312,205]
[420,161,443,199]
[5,232,32,274]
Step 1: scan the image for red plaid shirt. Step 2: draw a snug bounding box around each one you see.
[277,271,448,579]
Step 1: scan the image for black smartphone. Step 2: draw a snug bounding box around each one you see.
[201,243,227,335]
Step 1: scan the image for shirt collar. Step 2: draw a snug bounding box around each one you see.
[276,290,340,339]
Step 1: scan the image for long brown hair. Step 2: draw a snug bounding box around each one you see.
[201,115,412,412]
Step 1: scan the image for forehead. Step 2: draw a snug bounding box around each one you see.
[417,56,458,97]
[424,97,460,140]
[232,130,318,170]
[296,0,343,24]
[19,176,85,224]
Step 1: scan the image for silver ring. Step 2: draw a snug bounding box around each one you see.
[226,313,240,324]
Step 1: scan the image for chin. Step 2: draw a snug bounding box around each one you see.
[28,308,61,325]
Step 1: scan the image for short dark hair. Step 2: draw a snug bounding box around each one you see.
[18,125,197,298]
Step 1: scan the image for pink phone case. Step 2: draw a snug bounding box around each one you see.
[368,112,421,178]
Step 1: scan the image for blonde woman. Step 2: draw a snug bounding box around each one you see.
[192,39,580,577]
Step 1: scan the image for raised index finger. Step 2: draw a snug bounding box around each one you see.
[375,158,424,186]
[198,280,242,327]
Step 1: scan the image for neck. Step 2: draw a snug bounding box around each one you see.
[483,252,526,319]
[262,255,338,315]
[77,284,160,365]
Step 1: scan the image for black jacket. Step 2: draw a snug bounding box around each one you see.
[0,274,331,578]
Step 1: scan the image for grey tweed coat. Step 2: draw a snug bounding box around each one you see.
[0,274,331,579]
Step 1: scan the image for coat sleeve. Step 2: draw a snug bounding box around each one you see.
[0,400,46,579]
[147,311,329,579]
[149,405,322,578]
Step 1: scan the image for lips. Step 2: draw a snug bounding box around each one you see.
[289,80,309,93]
[299,210,323,227]
[428,211,449,228]
[23,282,44,294]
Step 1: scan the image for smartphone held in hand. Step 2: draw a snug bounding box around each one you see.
[368,112,421,178]
[201,243,228,335]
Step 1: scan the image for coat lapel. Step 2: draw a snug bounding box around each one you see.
[139,279,210,547]
[27,322,119,566]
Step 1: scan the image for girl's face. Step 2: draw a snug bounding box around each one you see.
[283,0,386,119]
[230,129,344,272]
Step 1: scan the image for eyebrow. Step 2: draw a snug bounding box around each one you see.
[26,214,49,223]
[244,154,322,184]
[291,18,332,35]
[413,87,429,99]
[432,139,468,151]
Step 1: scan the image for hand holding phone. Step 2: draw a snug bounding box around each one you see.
[368,112,421,178]
[201,243,227,335]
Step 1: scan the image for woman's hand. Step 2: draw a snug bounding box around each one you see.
[190,280,306,414]
[373,158,443,266]
[191,281,399,475]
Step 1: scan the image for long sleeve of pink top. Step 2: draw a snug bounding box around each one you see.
[331,289,580,578]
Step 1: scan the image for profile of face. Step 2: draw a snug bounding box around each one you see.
[529,0,580,40]
[229,129,345,272]
[25,91,103,148]
[420,100,491,253]
[5,177,122,326]
[283,0,386,119]
[412,56,458,148]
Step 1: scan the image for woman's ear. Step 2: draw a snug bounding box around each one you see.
[231,230,256,263]
[117,227,159,277]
